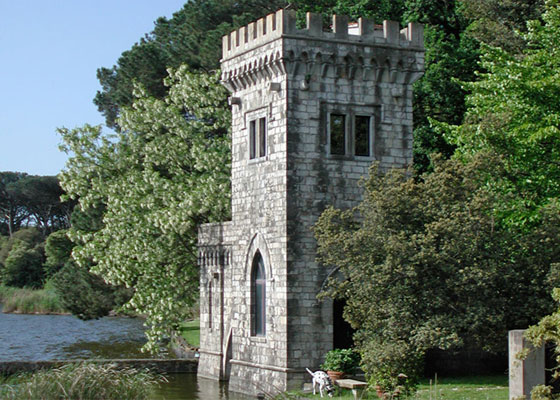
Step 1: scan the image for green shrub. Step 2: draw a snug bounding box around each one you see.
[1,362,163,400]
[321,348,360,374]
[531,385,559,400]
[0,228,43,270]
[51,260,131,320]
[44,229,73,278]
[2,240,44,288]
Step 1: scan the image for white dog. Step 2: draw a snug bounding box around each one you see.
[306,368,335,398]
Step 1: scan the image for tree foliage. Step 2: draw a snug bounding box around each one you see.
[498,2,560,387]
[402,0,480,173]
[94,0,287,128]
[51,260,128,320]
[292,0,406,24]
[441,0,560,227]
[44,229,74,278]
[314,155,560,387]
[0,172,72,237]
[0,172,28,236]
[45,225,130,320]
[0,227,43,273]
[59,67,231,350]
[2,239,45,288]
[462,0,545,53]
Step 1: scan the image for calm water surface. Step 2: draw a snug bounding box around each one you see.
[0,304,156,360]
[151,374,254,400]
[0,305,255,399]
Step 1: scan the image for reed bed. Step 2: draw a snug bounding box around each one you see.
[0,362,165,400]
[0,285,67,314]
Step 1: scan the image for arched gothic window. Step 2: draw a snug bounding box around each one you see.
[251,251,266,336]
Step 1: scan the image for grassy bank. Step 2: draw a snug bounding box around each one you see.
[415,375,508,400]
[179,319,200,348]
[0,284,67,314]
[286,375,508,399]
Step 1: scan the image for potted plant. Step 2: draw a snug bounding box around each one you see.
[321,348,360,381]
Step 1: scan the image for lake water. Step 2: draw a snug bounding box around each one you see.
[0,305,156,360]
[0,305,253,399]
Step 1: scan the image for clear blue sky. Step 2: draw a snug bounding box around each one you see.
[0,1,188,176]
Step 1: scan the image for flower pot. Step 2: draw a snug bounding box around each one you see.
[327,370,345,382]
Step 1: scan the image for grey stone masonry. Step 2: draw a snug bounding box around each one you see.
[198,8,424,397]
[509,330,545,400]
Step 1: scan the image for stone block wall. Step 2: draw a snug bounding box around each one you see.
[198,222,232,380]
[281,14,423,372]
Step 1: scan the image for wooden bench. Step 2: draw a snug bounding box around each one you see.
[335,378,368,400]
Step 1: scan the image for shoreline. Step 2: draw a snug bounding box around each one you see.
[0,359,199,376]
[3,309,71,316]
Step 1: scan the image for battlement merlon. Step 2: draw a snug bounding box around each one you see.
[221,9,424,62]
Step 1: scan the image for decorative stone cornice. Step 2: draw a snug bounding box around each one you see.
[221,48,423,92]
[221,50,285,92]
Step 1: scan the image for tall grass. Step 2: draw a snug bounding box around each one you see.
[0,283,67,314]
[0,363,165,400]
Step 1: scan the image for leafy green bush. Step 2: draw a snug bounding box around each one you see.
[2,240,44,288]
[315,155,560,389]
[51,260,131,320]
[321,348,360,374]
[0,228,43,269]
[1,362,163,400]
[44,229,73,278]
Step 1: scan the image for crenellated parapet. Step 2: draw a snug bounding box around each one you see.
[222,9,423,61]
[221,9,424,92]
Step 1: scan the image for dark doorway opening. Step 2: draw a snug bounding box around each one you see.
[333,299,355,349]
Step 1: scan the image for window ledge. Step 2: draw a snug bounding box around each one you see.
[327,154,375,161]
[249,336,267,343]
[248,155,269,164]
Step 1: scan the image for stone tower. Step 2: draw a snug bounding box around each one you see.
[197,9,424,396]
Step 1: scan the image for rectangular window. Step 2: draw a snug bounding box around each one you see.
[326,108,375,158]
[249,117,267,160]
[259,117,266,158]
[330,114,346,155]
[249,120,257,159]
[355,115,371,156]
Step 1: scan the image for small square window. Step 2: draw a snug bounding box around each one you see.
[327,110,374,158]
